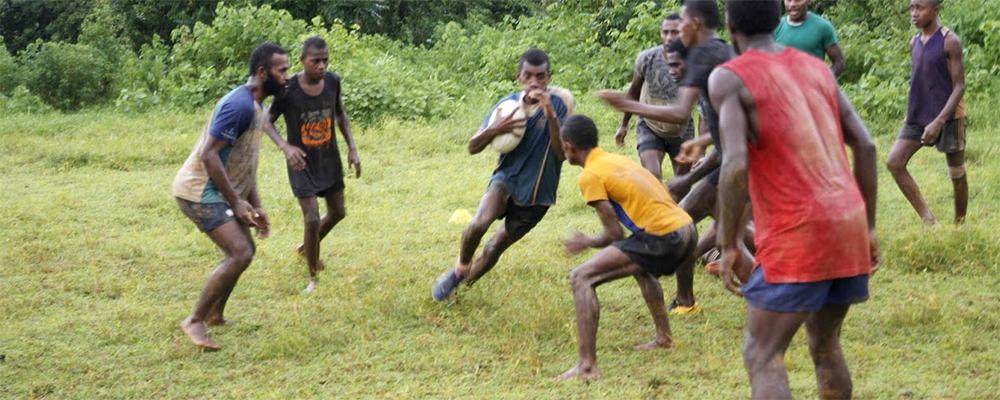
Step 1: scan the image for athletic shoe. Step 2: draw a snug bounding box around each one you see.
[668,299,701,316]
[432,268,463,301]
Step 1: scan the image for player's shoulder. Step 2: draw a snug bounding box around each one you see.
[220,85,256,113]
[637,46,661,61]
[809,12,835,28]
[324,71,342,83]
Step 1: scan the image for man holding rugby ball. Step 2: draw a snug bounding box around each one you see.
[432,48,573,301]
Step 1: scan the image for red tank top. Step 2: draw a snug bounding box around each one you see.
[720,48,871,283]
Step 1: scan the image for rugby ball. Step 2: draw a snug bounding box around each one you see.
[489,99,527,153]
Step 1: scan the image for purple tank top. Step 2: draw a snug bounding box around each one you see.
[907,28,953,125]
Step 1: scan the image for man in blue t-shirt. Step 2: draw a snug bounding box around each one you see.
[432,48,573,301]
[774,0,846,76]
[172,42,290,350]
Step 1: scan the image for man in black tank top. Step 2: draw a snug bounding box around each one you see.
[266,37,362,293]
[886,0,967,225]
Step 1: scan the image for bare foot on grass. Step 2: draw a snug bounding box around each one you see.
[557,363,601,381]
[181,318,220,351]
[635,336,672,351]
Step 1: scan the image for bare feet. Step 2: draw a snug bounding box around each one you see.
[635,336,673,351]
[181,318,221,350]
[303,277,318,294]
[557,363,601,381]
[955,216,965,225]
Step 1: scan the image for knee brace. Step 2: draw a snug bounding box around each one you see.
[948,164,966,180]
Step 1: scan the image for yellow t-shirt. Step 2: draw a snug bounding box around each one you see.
[578,148,692,236]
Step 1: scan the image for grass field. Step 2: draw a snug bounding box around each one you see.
[1,92,999,399]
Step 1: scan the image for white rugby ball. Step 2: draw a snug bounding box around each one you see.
[488,99,527,153]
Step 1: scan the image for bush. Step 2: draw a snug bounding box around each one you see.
[162,4,307,109]
[0,36,19,94]
[0,85,53,114]
[17,40,113,111]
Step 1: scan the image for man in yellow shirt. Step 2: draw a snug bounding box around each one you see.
[557,114,698,380]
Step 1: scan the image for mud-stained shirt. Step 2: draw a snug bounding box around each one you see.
[172,85,266,204]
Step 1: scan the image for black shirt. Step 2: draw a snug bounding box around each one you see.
[680,38,735,149]
[269,72,346,197]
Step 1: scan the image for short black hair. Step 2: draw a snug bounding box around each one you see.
[518,48,551,72]
[727,0,781,35]
[682,0,720,29]
[560,114,599,150]
[666,38,689,59]
[665,12,681,22]
[302,36,327,55]
[248,42,287,77]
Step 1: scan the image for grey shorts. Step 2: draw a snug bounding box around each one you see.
[176,197,234,232]
[636,119,695,158]
[898,118,966,153]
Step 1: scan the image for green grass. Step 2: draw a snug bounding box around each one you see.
[1,94,999,399]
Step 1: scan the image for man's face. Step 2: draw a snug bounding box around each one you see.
[661,19,681,46]
[301,46,329,80]
[784,0,809,22]
[262,53,291,96]
[666,51,686,82]
[678,7,700,47]
[517,62,550,97]
[910,0,939,28]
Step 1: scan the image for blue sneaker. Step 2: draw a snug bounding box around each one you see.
[432,268,463,301]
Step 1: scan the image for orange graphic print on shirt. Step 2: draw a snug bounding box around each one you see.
[299,108,333,148]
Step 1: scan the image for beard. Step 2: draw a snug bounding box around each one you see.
[263,71,285,96]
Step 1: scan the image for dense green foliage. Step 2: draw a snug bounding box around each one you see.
[1,0,998,120]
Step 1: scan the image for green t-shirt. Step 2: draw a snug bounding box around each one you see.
[774,11,839,60]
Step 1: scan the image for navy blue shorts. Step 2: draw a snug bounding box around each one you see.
[741,265,869,313]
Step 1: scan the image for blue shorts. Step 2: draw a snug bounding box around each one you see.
[176,197,235,233]
[741,265,869,313]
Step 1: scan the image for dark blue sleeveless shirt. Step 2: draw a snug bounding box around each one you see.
[907,28,954,125]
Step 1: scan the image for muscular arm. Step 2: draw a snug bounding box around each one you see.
[200,137,243,207]
[599,86,699,125]
[826,43,846,77]
[837,88,877,230]
[543,101,566,161]
[709,68,751,252]
[936,33,966,123]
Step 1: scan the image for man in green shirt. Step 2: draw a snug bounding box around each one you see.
[774,0,845,76]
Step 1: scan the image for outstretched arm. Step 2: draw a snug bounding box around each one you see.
[564,200,625,255]
[709,68,751,295]
[597,86,699,125]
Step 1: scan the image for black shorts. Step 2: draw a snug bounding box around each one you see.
[176,197,234,232]
[613,223,697,277]
[898,118,966,154]
[635,119,695,158]
[499,200,549,241]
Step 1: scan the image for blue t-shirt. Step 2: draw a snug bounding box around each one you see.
[485,91,571,207]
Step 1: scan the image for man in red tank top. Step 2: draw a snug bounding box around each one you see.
[710,1,882,398]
